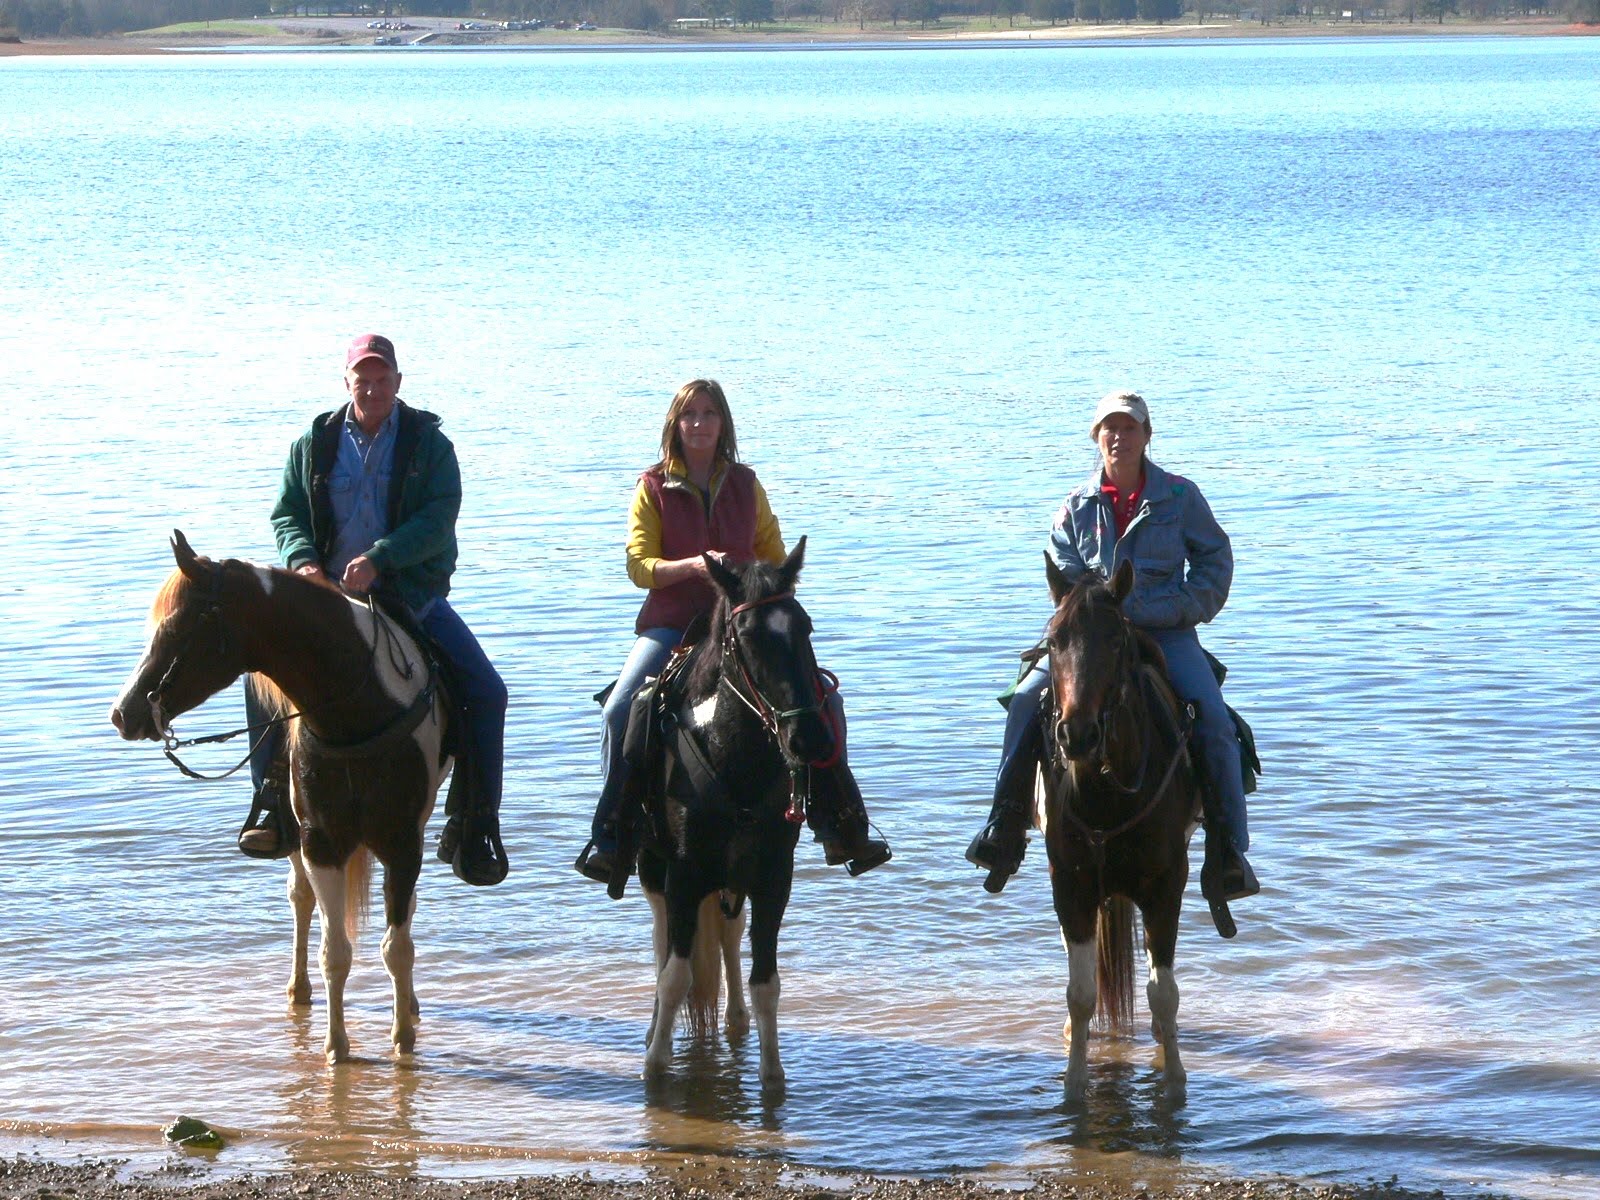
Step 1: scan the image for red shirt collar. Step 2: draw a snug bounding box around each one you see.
[1100,471,1146,536]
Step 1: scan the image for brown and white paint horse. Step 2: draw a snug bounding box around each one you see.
[1038,556,1202,1100]
[109,532,450,1065]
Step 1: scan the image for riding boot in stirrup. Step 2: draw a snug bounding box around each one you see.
[438,735,508,887]
[807,764,891,876]
[238,766,297,860]
[965,718,1043,894]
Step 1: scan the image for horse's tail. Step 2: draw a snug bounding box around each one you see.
[1095,896,1137,1033]
[685,894,726,1038]
[344,847,373,940]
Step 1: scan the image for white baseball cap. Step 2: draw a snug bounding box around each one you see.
[1090,390,1150,438]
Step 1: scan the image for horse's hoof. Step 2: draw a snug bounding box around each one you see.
[288,981,313,1007]
[759,1065,786,1092]
[725,1006,750,1040]
[642,1057,670,1079]
[326,1046,350,1067]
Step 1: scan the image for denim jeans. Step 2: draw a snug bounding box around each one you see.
[593,627,681,844]
[998,625,1247,852]
[246,597,507,814]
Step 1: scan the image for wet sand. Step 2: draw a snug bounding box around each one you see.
[0,1156,1481,1200]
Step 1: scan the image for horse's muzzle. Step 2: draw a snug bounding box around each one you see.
[108,695,159,742]
[1055,713,1101,762]
[784,712,834,767]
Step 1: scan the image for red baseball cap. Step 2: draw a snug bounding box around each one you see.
[346,333,398,372]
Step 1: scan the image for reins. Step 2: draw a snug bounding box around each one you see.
[153,565,428,781]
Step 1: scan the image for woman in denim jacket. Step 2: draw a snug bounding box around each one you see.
[965,391,1258,907]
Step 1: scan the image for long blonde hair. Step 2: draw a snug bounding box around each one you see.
[656,378,739,471]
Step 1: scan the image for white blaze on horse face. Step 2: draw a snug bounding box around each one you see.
[760,606,793,640]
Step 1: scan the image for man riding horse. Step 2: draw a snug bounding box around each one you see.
[966,390,1260,919]
[237,333,509,887]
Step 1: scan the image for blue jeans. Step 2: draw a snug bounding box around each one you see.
[593,627,681,845]
[246,597,506,814]
[999,625,1247,852]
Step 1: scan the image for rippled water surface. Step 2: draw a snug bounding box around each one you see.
[2,36,1598,1199]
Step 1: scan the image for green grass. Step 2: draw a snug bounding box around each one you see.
[124,18,280,35]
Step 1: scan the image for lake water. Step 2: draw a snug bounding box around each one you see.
[2,34,1598,1199]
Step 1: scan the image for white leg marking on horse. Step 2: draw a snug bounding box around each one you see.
[1147,954,1184,1083]
[645,890,668,1047]
[645,953,692,1076]
[1065,937,1096,1099]
[307,863,353,1064]
[287,854,314,1007]
[382,888,419,1055]
[751,976,784,1086]
[722,904,749,1038]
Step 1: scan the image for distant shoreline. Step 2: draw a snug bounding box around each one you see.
[1,15,1593,55]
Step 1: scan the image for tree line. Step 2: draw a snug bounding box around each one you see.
[3,0,1592,45]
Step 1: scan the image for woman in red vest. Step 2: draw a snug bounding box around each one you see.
[577,379,890,884]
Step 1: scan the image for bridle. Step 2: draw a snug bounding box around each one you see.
[1046,610,1189,859]
[149,562,421,781]
[716,588,840,822]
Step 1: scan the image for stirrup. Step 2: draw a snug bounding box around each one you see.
[965,821,1025,894]
[238,786,296,861]
[1201,849,1258,940]
[574,839,616,886]
[452,826,508,887]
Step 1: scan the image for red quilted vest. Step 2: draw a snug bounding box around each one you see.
[635,462,760,634]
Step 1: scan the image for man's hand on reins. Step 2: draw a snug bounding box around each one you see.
[342,556,378,594]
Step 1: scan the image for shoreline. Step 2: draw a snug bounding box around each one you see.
[0,1154,1506,1200]
[1,16,1593,55]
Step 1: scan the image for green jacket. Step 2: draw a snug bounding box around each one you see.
[270,400,461,613]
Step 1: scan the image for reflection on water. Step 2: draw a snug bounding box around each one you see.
[2,33,1600,1200]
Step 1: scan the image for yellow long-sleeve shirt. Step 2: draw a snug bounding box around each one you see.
[625,460,785,589]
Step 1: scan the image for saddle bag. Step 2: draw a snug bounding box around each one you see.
[621,678,659,770]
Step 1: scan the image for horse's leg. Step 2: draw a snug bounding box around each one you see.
[747,858,792,1088]
[381,850,423,1056]
[1051,864,1098,1100]
[305,860,353,1065]
[1143,894,1185,1088]
[287,852,314,1007]
[722,899,749,1039]
[645,886,668,1048]
[644,876,699,1077]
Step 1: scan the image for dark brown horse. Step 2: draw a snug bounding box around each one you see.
[1038,556,1202,1099]
[109,532,450,1065]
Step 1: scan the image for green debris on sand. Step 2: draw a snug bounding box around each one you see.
[162,1116,224,1150]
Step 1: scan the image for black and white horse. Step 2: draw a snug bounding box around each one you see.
[110,532,450,1065]
[637,539,833,1088]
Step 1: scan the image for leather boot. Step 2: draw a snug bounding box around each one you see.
[437,744,507,887]
[965,716,1043,894]
[238,764,297,860]
[807,764,891,876]
[1197,761,1258,939]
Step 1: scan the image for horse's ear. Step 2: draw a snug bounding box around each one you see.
[704,551,743,598]
[171,529,205,581]
[1110,557,1135,603]
[1045,552,1070,606]
[779,535,807,588]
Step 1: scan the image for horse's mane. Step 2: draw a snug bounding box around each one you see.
[686,559,791,698]
[1048,574,1118,638]
[247,672,295,722]
[149,568,196,625]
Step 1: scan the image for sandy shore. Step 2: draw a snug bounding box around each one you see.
[0,1155,1485,1200]
[0,16,1591,54]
